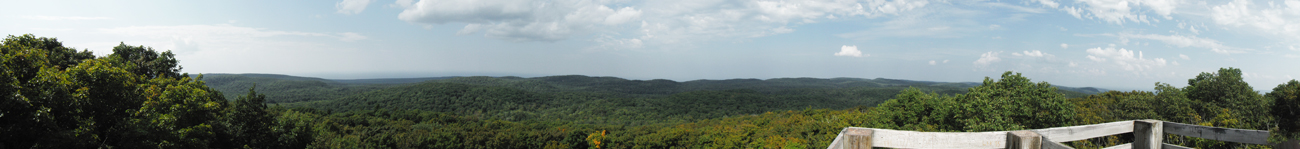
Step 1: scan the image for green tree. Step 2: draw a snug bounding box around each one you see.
[870,71,1075,132]
[1269,80,1300,141]
[218,86,279,148]
[1184,67,1270,130]
[108,43,181,79]
[957,71,1076,131]
[0,34,226,148]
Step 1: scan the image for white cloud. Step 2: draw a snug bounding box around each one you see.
[1085,47,1168,71]
[928,59,950,65]
[1209,0,1300,43]
[1011,50,1050,57]
[397,0,642,42]
[835,45,865,57]
[1061,43,1069,49]
[1066,0,1181,25]
[336,0,374,15]
[1179,54,1189,60]
[396,0,929,45]
[1116,33,1245,54]
[1036,0,1060,8]
[23,16,111,21]
[974,51,1001,66]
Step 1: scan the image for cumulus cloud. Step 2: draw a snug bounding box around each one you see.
[834,45,866,57]
[1085,47,1168,71]
[1061,43,1069,49]
[1179,54,1189,60]
[1210,0,1300,42]
[1065,0,1181,25]
[1116,33,1246,54]
[396,0,929,45]
[974,51,1001,66]
[396,0,642,42]
[336,0,374,15]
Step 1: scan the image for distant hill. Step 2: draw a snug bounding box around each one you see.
[195,73,1106,124]
[195,73,454,103]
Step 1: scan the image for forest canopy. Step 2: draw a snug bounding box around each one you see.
[1,34,1296,149]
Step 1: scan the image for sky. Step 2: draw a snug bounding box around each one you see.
[2,0,1299,91]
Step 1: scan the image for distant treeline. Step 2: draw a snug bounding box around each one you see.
[2,34,1297,149]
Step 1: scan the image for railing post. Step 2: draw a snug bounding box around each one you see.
[1008,131,1043,149]
[1279,139,1300,149]
[1134,120,1163,149]
[841,128,873,149]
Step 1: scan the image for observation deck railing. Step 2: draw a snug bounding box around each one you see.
[827,120,1300,149]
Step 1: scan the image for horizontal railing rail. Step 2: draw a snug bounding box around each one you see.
[827,119,1297,149]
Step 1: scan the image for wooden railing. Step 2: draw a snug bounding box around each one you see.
[826,120,1300,149]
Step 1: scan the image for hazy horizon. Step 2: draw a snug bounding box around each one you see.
[5,0,1298,91]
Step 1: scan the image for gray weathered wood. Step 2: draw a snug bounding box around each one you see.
[1030,120,1135,142]
[827,128,848,149]
[1102,143,1132,149]
[1161,143,1193,149]
[1162,121,1269,145]
[1133,120,1163,149]
[1041,138,1074,149]
[1008,131,1042,149]
[870,129,1008,148]
[1276,140,1300,149]
[843,128,873,149]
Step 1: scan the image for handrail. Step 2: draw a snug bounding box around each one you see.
[826,119,1292,149]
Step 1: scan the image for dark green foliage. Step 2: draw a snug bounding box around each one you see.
[200,74,397,103]
[1185,68,1272,130]
[108,42,181,79]
[1271,80,1300,141]
[0,34,228,148]
[870,72,1076,132]
[217,87,278,148]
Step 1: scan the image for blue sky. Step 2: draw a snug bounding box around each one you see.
[3,0,1299,91]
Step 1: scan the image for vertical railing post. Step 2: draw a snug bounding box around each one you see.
[1008,131,1043,149]
[841,128,873,149]
[1278,139,1300,149]
[1134,120,1164,149]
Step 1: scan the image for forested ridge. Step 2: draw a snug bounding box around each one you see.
[2,34,1298,149]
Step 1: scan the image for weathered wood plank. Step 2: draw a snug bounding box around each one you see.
[1162,143,1194,149]
[1101,143,1131,149]
[1277,140,1300,149]
[1042,139,1074,149]
[871,129,1009,148]
[826,128,847,149]
[1030,120,1135,142]
[844,128,873,149]
[1162,121,1270,145]
[1133,120,1162,149]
